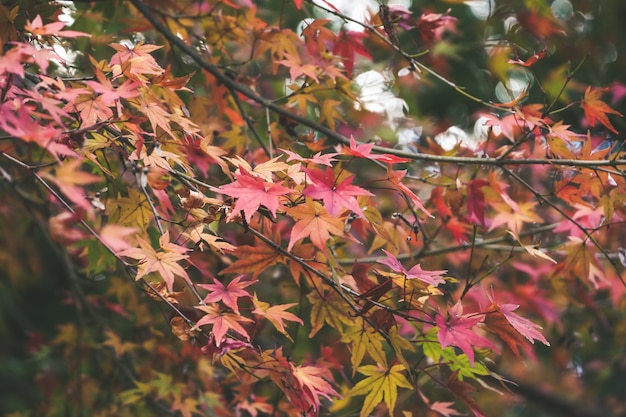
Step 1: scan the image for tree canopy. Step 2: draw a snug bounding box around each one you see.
[1,0,626,416]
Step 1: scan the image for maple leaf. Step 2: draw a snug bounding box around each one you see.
[430,401,464,417]
[281,149,339,167]
[416,10,457,42]
[277,53,319,82]
[120,231,191,292]
[181,223,235,253]
[344,136,410,164]
[131,93,176,138]
[485,301,549,360]
[466,179,488,227]
[488,199,543,234]
[302,167,372,216]
[42,159,100,211]
[220,241,285,279]
[193,304,253,346]
[508,49,547,67]
[85,69,140,114]
[216,169,292,222]
[435,302,499,366]
[198,275,255,315]
[580,87,623,133]
[446,371,486,417]
[226,155,289,181]
[99,224,137,253]
[235,396,274,417]
[109,41,164,79]
[347,363,413,417]
[170,394,201,417]
[301,18,335,57]
[286,199,345,254]
[333,30,372,78]
[340,318,387,372]
[377,250,447,287]
[71,93,114,127]
[103,329,136,356]
[107,189,152,229]
[289,363,340,414]
[25,14,90,38]
[252,294,303,341]
[387,169,431,217]
[319,99,345,130]
[307,289,355,337]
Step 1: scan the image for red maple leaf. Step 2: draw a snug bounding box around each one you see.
[508,49,547,67]
[580,87,623,134]
[435,302,499,366]
[197,275,255,315]
[377,250,447,286]
[216,169,292,222]
[302,167,372,216]
[332,31,372,78]
[466,179,488,227]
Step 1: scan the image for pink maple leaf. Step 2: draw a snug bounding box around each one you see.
[281,149,339,167]
[343,136,410,164]
[193,305,253,346]
[25,15,90,38]
[198,275,255,315]
[436,302,499,366]
[498,303,550,346]
[86,69,140,113]
[430,401,463,417]
[216,169,292,222]
[302,167,372,216]
[289,363,339,414]
[387,169,431,217]
[377,250,446,286]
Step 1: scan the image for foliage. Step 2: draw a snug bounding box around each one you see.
[1,0,626,416]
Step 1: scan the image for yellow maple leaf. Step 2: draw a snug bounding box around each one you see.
[307,289,355,337]
[340,318,387,373]
[347,363,413,417]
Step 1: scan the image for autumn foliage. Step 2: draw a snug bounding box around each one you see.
[1,1,626,417]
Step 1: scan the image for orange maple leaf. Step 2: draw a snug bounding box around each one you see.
[277,53,319,82]
[580,87,623,133]
[42,158,100,211]
[286,199,345,254]
[220,240,285,279]
[488,200,542,234]
[120,231,190,292]
[252,294,303,341]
